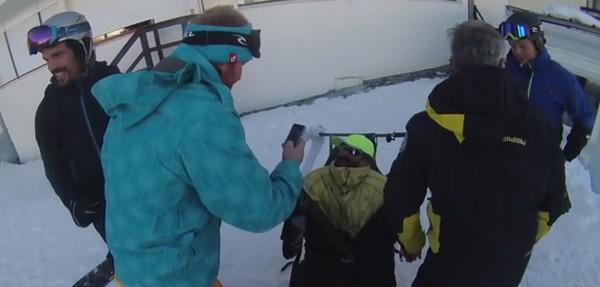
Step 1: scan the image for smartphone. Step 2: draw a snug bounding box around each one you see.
[285,123,306,146]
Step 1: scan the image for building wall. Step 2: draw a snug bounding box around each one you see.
[507,0,587,12]
[0,112,19,163]
[0,0,202,162]
[233,0,467,113]
[0,0,467,162]
[475,0,510,26]
[63,0,199,36]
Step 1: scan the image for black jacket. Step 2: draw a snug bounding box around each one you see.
[384,66,570,287]
[35,61,119,209]
[281,159,397,287]
[281,194,396,287]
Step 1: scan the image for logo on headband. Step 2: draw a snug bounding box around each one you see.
[235,34,248,46]
[229,53,238,63]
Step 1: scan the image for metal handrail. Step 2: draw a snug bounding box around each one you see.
[110,14,197,72]
[1,15,197,88]
[319,132,406,143]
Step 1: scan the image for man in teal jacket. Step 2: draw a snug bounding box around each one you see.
[91,6,305,287]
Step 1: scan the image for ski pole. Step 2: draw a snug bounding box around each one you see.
[318,132,406,142]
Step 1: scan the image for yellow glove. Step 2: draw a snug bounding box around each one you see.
[536,211,551,242]
[397,212,425,256]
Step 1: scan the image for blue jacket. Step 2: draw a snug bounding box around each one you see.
[506,49,595,131]
[91,44,303,287]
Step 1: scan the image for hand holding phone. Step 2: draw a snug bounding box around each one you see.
[285,124,306,147]
[282,123,306,162]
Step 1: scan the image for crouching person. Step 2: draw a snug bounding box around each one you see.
[281,134,397,287]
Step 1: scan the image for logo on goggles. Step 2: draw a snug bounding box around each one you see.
[498,21,542,41]
[235,35,248,46]
[182,29,261,59]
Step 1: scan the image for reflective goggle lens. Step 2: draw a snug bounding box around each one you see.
[27,22,91,55]
[499,22,532,40]
[27,25,55,55]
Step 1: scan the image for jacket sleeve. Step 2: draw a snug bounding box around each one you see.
[280,192,309,259]
[563,76,595,161]
[179,110,303,233]
[35,90,80,208]
[566,76,596,129]
[383,117,427,254]
[537,143,571,242]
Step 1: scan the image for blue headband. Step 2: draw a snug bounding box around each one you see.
[183,24,254,63]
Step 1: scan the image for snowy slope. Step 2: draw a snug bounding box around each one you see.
[544,5,600,28]
[1,78,599,287]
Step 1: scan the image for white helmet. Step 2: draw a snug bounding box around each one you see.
[28,11,94,63]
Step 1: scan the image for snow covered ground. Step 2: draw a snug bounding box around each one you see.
[544,4,600,28]
[1,78,599,287]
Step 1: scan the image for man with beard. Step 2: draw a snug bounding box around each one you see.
[29,11,119,275]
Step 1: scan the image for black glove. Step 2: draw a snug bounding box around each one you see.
[281,215,306,259]
[69,199,103,228]
[281,194,310,259]
[563,123,592,161]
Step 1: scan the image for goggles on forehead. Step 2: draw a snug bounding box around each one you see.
[27,22,91,55]
[182,29,261,59]
[498,21,542,41]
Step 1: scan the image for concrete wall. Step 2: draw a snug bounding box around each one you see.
[0,0,199,161]
[234,0,467,113]
[0,0,468,162]
[475,0,509,26]
[508,0,587,12]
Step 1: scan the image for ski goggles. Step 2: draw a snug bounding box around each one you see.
[182,29,261,59]
[27,22,91,55]
[498,21,542,41]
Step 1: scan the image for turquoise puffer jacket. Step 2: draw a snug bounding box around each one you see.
[92,44,303,287]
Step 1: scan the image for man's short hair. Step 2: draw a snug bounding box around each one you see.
[448,20,507,70]
[192,6,249,27]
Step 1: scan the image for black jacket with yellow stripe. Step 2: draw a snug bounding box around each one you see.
[384,65,571,287]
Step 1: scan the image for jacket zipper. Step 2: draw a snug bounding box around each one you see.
[526,63,535,100]
[78,84,101,157]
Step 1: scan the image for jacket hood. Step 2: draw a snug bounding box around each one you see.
[427,65,528,143]
[91,44,232,129]
[327,166,372,194]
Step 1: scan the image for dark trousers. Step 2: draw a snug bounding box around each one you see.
[290,251,396,287]
[412,249,530,287]
[91,204,113,265]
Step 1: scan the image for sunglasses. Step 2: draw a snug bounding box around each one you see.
[182,29,261,59]
[338,145,365,157]
[498,21,542,41]
[27,22,91,55]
